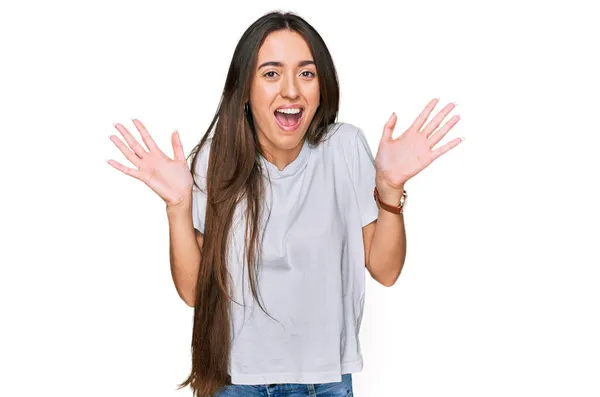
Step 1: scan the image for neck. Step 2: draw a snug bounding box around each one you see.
[258,133,306,171]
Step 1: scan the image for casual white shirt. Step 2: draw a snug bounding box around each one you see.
[191,122,379,385]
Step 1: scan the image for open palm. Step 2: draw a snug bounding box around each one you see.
[107,119,193,207]
[375,98,463,189]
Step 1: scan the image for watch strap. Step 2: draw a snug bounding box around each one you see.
[373,187,407,214]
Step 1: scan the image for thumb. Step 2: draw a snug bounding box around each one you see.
[383,112,397,140]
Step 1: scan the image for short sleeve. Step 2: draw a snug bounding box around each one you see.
[191,140,211,234]
[350,127,380,227]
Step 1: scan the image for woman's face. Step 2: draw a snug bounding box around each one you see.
[249,29,320,169]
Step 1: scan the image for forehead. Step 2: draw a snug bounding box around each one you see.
[257,30,313,64]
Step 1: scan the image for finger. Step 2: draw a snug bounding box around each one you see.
[383,112,397,140]
[408,98,439,133]
[132,118,163,154]
[114,122,148,158]
[422,102,456,137]
[428,114,461,148]
[106,158,142,180]
[431,136,464,162]
[172,130,186,161]
[109,134,142,167]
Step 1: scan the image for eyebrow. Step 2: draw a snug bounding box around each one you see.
[257,60,315,69]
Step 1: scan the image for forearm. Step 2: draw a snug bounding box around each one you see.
[369,179,407,287]
[167,196,202,306]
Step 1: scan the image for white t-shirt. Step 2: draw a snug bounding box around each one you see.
[191,122,380,385]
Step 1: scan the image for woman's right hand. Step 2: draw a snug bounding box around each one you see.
[107,119,194,208]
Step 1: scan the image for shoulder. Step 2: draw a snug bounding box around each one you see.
[191,136,214,184]
[323,121,361,142]
[193,137,213,167]
[321,121,364,153]
[321,122,372,160]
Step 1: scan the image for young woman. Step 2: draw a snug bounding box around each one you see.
[107,10,462,397]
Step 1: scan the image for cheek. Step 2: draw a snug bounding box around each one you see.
[307,83,320,107]
[252,84,277,108]
[250,85,277,129]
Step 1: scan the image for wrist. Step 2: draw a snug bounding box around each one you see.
[375,178,406,203]
[166,196,193,216]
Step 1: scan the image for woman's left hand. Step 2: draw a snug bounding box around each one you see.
[374,98,463,190]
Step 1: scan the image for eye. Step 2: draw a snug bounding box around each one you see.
[301,70,316,78]
[263,71,278,79]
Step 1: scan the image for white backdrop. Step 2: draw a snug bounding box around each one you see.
[1,0,599,396]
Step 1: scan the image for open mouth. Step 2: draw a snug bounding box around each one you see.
[274,107,304,132]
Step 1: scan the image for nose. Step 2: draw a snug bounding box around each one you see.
[281,73,299,99]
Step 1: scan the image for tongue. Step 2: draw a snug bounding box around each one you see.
[275,111,301,127]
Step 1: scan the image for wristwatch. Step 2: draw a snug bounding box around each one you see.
[373,187,408,214]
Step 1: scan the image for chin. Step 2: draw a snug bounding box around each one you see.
[269,129,305,148]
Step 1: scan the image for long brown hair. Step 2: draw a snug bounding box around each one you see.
[178,11,340,396]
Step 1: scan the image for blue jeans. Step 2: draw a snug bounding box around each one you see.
[215,373,353,396]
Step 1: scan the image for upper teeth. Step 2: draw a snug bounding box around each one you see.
[276,108,301,114]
